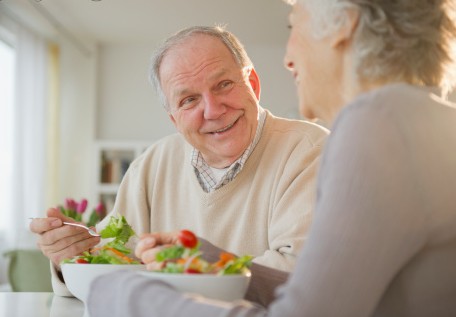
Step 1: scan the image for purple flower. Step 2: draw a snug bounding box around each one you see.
[76,199,88,214]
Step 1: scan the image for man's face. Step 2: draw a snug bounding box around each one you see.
[160,34,261,168]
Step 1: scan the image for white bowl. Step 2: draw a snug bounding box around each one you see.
[61,263,147,303]
[138,271,251,301]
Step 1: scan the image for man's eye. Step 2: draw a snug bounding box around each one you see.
[219,80,233,90]
[180,96,198,109]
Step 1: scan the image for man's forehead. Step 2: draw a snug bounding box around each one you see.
[169,67,236,98]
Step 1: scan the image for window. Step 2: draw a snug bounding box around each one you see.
[0,38,15,232]
[0,13,49,287]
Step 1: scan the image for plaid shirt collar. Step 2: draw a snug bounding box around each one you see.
[191,107,267,193]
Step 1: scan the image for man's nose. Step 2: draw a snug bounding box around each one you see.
[203,93,226,120]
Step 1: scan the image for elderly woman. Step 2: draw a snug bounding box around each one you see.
[88,0,456,316]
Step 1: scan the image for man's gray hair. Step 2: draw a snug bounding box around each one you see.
[292,0,456,96]
[150,25,254,110]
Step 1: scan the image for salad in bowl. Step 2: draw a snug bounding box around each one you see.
[61,215,146,303]
[62,216,253,302]
[139,229,253,301]
[153,229,252,275]
[62,214,140,264]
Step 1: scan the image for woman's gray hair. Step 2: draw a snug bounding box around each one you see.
[150,25,254,110]
[292,0,456,96]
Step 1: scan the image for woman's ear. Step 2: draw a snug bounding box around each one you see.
[248,67,261,100]
[331,8,359,49]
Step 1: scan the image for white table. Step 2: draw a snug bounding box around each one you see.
[0,292,87,317]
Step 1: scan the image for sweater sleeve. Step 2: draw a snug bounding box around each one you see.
[253,134,323,271]
[50,263,72,297]
[263,103,428,317]
[88,270,268,317]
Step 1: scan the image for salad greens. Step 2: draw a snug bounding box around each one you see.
[100,214,136,254]
[62,214,140,265]
[62,220,253,275]
[155,230,253,275]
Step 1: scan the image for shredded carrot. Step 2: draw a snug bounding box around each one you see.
[105,247,135,263]
[220,252,236,262]
[89,247,103,253]
[177,257,200,265]
[90,246,134,263]
[214,252,236,267]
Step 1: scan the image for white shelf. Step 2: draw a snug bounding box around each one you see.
[96,183,120,193]
[92,140,151,211]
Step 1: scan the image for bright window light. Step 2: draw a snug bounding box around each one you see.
[0,39,15,231]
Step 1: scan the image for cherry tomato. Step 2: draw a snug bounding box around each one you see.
[178,229,198,249]
[184,268,201,274]
[75,258,89,264]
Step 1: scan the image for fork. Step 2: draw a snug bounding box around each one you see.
[29,218,101,237]
[62,222,101,237]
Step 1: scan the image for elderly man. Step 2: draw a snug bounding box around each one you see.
[30,26,328,297]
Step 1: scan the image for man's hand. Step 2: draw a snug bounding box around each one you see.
[135,231,179,271]
[29,207,101,268]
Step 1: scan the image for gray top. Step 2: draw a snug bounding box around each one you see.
[87,83,456,317]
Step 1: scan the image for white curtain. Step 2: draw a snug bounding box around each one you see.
[0,12,48,284]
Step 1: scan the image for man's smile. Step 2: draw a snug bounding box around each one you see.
[206,117,240,135]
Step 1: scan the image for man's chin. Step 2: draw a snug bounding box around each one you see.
[299,106,315,121]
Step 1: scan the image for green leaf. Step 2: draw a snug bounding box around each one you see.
[219,255,253,275]
[161,262,184,273]
[87,211,101,227]
[155,245,185,262]
[100,215,136,244]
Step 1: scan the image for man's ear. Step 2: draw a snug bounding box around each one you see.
[248,67,261,100]
[331,8,359,49]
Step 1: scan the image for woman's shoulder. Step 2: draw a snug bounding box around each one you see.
[347,83,422,111]
[346,82,451,114]
[334,83,435,130]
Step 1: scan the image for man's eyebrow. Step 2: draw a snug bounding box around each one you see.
[172,88,191,100]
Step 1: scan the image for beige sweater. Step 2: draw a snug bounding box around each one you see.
[52,110,328,296]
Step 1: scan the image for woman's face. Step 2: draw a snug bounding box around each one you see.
[284,3,345,124]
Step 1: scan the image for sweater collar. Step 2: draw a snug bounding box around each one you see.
[191,106,267,192]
